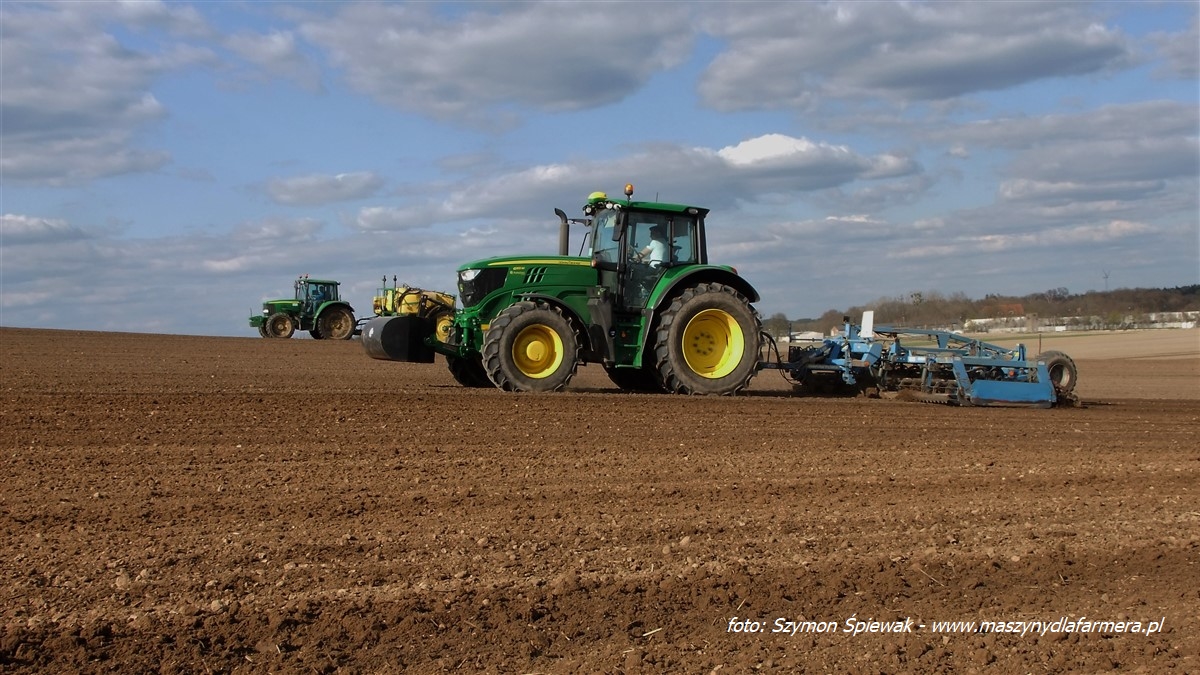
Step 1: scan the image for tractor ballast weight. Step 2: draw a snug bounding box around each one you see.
[360,276,457,362]
[361,315,436,362]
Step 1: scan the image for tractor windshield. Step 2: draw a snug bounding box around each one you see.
[306,282,337,303]
[591,210,621,263]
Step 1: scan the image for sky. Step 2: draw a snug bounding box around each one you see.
[1,0,1198,337]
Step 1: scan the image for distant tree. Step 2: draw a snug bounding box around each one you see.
[817,309,845,335]
[776,285,1197,335]
[763,312,791,338]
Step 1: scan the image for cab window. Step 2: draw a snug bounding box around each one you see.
[592,210,621,262]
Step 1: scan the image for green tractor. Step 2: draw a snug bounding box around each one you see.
[249,275,357,340]
[364,184,762,394]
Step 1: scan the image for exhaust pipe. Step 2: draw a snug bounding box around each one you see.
[555,208,569,256]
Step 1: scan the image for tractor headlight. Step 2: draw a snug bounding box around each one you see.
[458,268,481,282]
[262,308,269,315]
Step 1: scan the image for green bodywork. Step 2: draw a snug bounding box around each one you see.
[248,277,355,335]
[436,196,758,370]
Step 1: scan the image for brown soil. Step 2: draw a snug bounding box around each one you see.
[2,327,1197,673]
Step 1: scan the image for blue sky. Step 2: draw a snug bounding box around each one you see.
[2,0,1197,336]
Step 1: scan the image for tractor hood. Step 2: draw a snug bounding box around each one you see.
[456,255,594,310]
[456,254,591,273]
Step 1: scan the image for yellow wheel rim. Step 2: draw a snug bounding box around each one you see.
[512,324,564,378]
[434,314,453,343]
[682,309,743,379]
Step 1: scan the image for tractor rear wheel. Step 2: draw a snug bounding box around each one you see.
[1037,350,1078,395]
[447,355,492,388]
[483,301,579,392]
[319,307,355,340]
[654,283,761,395]
[309,326,324,339]
[265,313,295,339]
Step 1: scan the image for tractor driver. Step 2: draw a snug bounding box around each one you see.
[633,225,668,268]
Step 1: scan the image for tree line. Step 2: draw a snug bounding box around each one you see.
[763,285,1200,337]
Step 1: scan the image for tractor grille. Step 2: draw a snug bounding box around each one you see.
[459,267,507,308]
[523,267,549,284]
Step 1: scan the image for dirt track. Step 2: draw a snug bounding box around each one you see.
[2,327,1198,673]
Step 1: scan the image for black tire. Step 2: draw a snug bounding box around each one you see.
[309,326,324,340]
[482,301,579,392]
[604,364,665,392]
[654,283,761,395]
[265,313,295,339]
[447,355,493,388]
[319,306,355,340]
[1037,350,1078,395]
[258,323,270,338]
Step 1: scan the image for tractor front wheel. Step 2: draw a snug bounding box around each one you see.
[319,307,356,340]
[654,283,761,395]
[483,301,579,392]
[258,323,270,338]
[265,313,295,339]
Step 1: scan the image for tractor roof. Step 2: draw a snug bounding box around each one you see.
[301,278,339,285]
[624,200,709,217]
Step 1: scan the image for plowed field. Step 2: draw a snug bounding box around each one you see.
[2,327,1197,673]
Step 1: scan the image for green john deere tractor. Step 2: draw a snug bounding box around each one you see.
[249,275,357,340]
[363,184,762,394]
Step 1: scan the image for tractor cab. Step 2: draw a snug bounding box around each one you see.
[584,186,704,310]
[298,277,339,310]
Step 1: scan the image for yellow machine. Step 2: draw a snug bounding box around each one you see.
[362,276,457,361]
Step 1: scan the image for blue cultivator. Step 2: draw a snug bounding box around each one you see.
[761,312,1079,408]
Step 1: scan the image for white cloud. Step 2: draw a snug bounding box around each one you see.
[716,134,852,167]
[942,101,1198,148]
[352,207,427,232]
[886,220,1153,261]
[696,2,1133,109]
[231,217,324,242]
[225,29,322,91]
[298,2,693,126]
[0,214,88,245]
[344,134,917,233]
[999,179,1167,205]
[265,172,385,205]
[1150,16,1199,79]
[0,2,215,185]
